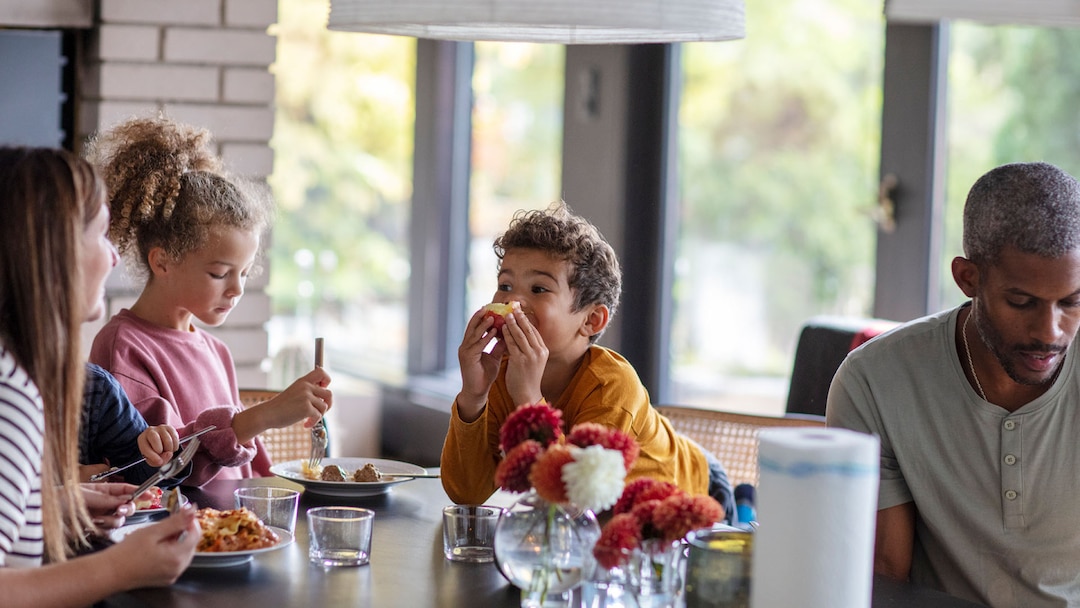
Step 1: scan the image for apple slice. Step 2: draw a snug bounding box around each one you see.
[483,301,520,339]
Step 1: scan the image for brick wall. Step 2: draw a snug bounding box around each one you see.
[78,0,279,388]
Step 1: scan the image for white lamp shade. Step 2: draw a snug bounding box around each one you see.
[885,0,1080,27]
[328,0,746,44]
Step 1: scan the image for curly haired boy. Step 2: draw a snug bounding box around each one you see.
[441,201,734,519]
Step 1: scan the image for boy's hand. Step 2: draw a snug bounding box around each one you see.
[457,307,505,421]
[500,309,547,406]
[137,425,180,467]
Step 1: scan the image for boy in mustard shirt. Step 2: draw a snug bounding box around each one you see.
[440,202,734,521]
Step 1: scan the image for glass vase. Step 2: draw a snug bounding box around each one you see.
[493,490,602,608]
[581,538,686,608]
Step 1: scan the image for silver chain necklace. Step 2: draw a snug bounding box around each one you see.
[962,309,989,402]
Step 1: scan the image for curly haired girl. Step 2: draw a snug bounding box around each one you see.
[87,116,332,486]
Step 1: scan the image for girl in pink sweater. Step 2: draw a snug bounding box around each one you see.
[88,116,332,486]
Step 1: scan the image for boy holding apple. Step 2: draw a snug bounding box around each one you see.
[441,201,734,521]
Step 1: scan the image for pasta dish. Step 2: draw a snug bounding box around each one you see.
[197,507,280,552]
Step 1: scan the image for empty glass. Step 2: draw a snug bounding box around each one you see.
[307,506,374,567]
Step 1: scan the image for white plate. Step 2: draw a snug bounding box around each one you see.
[189,527,293,568]
[111,524,293,568]
[270,457,428,497]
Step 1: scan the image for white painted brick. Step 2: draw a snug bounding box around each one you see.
[226,291,272,327]
[235,364,269,389]
[163,104,274,141]
[100,63,219,102]
[164,28,276,66]
[79,100,161,136]
[100,0,221,26]
[222,142,274,177]
[225,0,278,28]
[208,326,269,365]
[223,67,274,103]
[96,25,160,61]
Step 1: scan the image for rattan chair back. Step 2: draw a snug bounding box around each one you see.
[238,389,318,464]
[655,405,826,487]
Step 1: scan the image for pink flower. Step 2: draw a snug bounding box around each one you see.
[495,440,543,492]
[652,494,725,542]
[612,478,680,515]
[566,423,640,471]
[530,444,574,504]
[499,403,565,452]
[592,513,643,569]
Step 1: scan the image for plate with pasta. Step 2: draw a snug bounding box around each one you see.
[110,506,293,568]
[190,507,293,567]
[269,457,429,497]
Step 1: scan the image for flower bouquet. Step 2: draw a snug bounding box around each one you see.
[587,478,725,608]
[492,403,640,608]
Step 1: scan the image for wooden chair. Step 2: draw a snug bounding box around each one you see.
[238,389,324,464]
[654,405,826,487]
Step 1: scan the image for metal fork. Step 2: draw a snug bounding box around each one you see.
[129,437,201,502]
[309,337,328,471]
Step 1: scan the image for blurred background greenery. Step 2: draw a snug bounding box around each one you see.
[268,0,1080,413]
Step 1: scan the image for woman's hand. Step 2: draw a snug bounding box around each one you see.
[81,482,140,529]
[106,505,200,589]
[138,424,180,467]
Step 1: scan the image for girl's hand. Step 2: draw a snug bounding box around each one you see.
[138,425,180,467]
[106,505,200,588]
[255,368,333,432]
[500,309,547,405]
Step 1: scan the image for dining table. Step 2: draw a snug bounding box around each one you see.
[101,473,986,608]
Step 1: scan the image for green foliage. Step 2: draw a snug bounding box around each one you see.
[269,0,414,313]
[675,0,884,374]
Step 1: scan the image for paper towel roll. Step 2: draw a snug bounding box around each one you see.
[750,427,879,608]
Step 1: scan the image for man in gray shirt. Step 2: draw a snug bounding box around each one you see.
[828,161,1080,608]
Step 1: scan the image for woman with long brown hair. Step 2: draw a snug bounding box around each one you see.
[0,146,198,606]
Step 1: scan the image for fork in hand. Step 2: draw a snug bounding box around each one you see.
[129,437,201,502]
[309,337,328,471]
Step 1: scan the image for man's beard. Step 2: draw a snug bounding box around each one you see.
[972,299,1067,387]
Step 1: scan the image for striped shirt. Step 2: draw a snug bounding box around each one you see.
[0,343,44,568]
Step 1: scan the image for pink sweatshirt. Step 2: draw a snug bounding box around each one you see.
[89,309,272,486]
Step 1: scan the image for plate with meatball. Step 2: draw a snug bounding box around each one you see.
[269,457,429,497]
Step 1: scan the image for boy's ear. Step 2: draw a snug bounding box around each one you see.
[581,304,610,338]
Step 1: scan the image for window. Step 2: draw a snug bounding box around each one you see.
[466,42,564,312]
[670,0,884,414]
[269,0,415,384]
[940,23,1080,309]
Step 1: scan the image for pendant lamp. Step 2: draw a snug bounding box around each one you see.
[327,0,745,44]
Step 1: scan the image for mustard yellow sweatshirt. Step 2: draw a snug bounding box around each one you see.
[441,345,709,504]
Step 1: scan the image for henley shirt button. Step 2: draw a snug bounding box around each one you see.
[1005,490,1018,500]
[1004,454,1017,466]
[1004,420,1016,431]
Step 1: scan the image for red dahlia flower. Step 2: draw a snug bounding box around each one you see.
[494,440,544,492]
[499,402,565,453]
